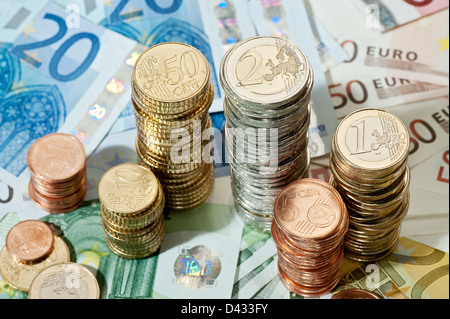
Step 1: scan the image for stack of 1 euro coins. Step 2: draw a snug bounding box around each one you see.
[329,109,410,262]
[0,220,70,292]
[272,179,349,298]
[27,133,87,214]
[220,36,313,232]
[99,164,165,260]
[132,42,215,212]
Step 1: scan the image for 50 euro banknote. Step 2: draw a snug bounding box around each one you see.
[308,0,448,118]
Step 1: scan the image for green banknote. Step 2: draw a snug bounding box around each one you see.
[0,176,243,299]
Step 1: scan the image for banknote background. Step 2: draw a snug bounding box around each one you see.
[0,0,448,299]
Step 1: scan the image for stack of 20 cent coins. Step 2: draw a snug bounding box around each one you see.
[329,108,410,262]
[99,164,165,259]
[220,36,313,232]
[132,42,215,211]
[27,133,87,214]
[272,179,349,297]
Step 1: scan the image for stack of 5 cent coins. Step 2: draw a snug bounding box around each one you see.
[132,42,215,211]
[272,179,349,298]
[0,220,70,292]
[99,164,165,259]
[27,133,87,214]
[329,109,410,262]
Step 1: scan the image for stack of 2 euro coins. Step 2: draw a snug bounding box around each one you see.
[27,133,87,214]
[329,109,410,262]
[132,42,215,211]
[220,36,313,232]
[99,164,165,259]
[0,220,70,292]
[272,179,349,298]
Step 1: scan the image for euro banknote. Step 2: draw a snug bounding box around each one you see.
[310,0,449,89]
[247,0,339,158]
[351,0,449,32]
[0,1,143,185]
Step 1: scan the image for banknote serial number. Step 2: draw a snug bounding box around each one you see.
[181,303,269,316]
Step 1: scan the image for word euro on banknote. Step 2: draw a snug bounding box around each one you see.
[247,0,339,158]
[310,0,449,90]
[351,0,449,32]
[312,98,449,169]
[0,1,144,184]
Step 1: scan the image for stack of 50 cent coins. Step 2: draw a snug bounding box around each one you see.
[0,220,70,292]
[272,179,349,298]
[329,109,410,262]
[99,164,165,259]
[27,133,87,214]
[132,42,215,211]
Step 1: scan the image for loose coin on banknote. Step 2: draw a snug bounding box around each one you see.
[331,288,383,299]
[29,262,100,299]
[0,236,70,291]
[6,220,54,264]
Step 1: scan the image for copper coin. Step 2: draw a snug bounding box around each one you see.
[274,178,345,240]
[332,289,383,299]
[6,220,54,263]
[27,133,86,183]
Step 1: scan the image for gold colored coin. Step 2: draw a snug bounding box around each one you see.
[98,163,159,215]
[0,236,70,292]
[29,262,99,299]
[133,42,210,106]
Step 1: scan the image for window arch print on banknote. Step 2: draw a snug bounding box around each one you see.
[0,45,65,177]
[149,18,221,100]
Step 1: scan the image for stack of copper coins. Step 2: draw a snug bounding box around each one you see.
[132,42,215,211]
[99,164,165,259]
[272,179,349,298]
[220,36,313,232]
[27,133,87,214]
[0,220,70,292]
[329,109,410,262]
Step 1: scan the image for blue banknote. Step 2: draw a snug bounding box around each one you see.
[0,1,141,180]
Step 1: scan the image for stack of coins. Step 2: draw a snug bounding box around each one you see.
[329,108,410,262]
[27,133,87,214]
[220,36,313,232]
[272,179,349,298]
[0,220,70,292]
[132,42,215,211]
[99,164,165,259]
[29,262,100,299]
